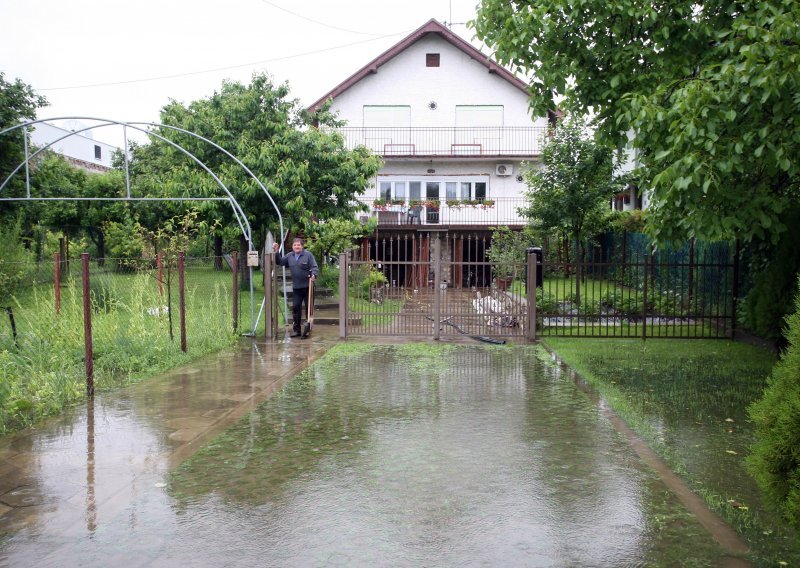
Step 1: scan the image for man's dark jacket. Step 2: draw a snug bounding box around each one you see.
[275,249,319,290]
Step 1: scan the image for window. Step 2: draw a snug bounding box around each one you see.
[94,145,101,160]
[379,182,392,201]
[376,178,488,203]
[378,181,407,202]
[426,53,440,67]
[409,181,421,201]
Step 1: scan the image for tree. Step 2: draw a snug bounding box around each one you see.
[520,116,619,304]
[473,0,800,244]
[129,73,381,251]
[0,73,47,221]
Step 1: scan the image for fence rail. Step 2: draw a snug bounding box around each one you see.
[332,126,547,156]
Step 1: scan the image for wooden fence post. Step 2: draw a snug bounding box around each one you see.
[54,252,61,316]
[81,253,94,396]
[178,252,187,353]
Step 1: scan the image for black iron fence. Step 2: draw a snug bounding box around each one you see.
[334,232,737,340]
[535,235,737,338]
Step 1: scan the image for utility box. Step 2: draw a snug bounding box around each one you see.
[246,250,259,267]
[526,247,543,288]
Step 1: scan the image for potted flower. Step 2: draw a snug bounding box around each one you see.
[372,198,389,210]
[486,226,528,290]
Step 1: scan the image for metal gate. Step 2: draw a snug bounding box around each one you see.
[338,233,537,341]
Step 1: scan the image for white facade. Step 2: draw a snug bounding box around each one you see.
[309,20,549,227]
[30,122,119,171]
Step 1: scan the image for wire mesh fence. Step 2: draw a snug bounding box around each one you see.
[0,254,259,349]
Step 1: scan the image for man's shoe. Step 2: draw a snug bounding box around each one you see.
[290,330,301,337]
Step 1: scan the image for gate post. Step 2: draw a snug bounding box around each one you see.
[264,246,276,339]
[232,251,239,334]
[527,252,537,341]
[339,253,348,338]
[433,235,442,340]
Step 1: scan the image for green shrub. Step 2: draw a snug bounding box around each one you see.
[0,218,32,298]
[603,290,644,316]
[747,273,800,530]
[348,265,387,297]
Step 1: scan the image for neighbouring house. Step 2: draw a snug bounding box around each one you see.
[307,19,555,287]
[29,121,119,172]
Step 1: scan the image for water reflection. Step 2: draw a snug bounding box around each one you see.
[169,345,724,566]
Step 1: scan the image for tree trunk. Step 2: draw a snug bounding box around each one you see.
[214,235,223,270]
[239,234,250,286]
[97,230,105,267]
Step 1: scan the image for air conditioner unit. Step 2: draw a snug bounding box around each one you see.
[495,164,513,176]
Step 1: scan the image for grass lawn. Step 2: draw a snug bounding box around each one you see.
[0,262,262,434]
[543,337,798,566]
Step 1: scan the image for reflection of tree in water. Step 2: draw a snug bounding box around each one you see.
[168,345,523,505]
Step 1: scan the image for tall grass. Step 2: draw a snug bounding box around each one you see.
[0,264,240,434]
[544,338,799,566]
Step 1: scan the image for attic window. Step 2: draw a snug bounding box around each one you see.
[426,53,440,67]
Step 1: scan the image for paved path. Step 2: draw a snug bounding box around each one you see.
[0,328,337,565]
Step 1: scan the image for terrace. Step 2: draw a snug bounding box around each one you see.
[333,126,547,157]
[355,196,528,227]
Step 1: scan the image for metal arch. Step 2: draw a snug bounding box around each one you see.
[0,119,253,247]
[2,116,291,327]
[127,121,290,323]
[0,117,290,336]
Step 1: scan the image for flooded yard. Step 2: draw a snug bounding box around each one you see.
[1,341,744,566]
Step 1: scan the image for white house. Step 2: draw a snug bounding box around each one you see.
[29,121,119,172]
[308,19,554,233]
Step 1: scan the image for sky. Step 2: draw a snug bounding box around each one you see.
[1,0,489,148]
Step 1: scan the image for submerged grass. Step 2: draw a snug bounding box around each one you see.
[543,338,798,567]
[0,267,240,434]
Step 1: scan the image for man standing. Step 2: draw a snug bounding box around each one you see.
[273,238,319,337]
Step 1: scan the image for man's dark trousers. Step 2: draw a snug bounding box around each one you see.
[292,286,310,332]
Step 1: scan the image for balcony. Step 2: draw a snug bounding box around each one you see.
[333,127,547,157]
[356,197,528,227]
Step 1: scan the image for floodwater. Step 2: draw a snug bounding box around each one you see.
[1,338,741,566]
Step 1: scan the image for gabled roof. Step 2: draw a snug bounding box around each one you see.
[306,19,530,113]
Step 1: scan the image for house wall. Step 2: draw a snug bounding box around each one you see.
[330,35,546,129]
[30,122,118,170]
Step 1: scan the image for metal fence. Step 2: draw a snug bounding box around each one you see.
[331,232,737,341]
[333,126,547,156]
[536,235,737,338]
[1,253,251,361]
[338,234,531,341]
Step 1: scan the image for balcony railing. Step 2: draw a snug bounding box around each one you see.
[356,196,528,227]
[333,127,547,157]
